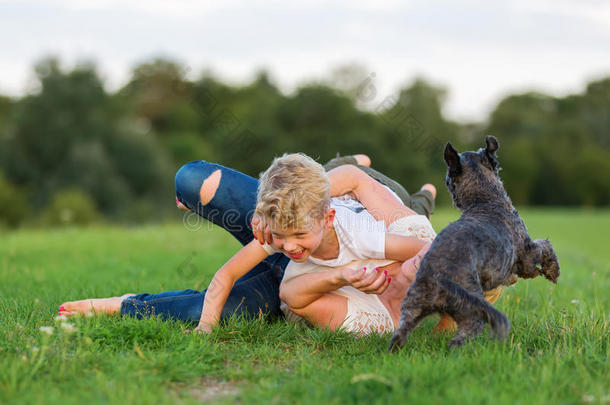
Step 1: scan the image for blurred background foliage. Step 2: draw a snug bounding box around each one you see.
[0,57,608,228]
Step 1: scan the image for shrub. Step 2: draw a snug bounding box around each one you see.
[40,189,101,227]
[0,172,28,229]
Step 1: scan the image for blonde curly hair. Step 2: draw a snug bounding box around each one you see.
[255,153,330,230]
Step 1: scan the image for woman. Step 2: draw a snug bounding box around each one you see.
[59,154,438,333]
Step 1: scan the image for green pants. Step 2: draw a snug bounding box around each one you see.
[324,155,435,218]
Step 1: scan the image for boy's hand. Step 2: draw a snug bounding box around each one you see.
[185,322,213,335]
[341,266,390,295]
[251,214,272,245]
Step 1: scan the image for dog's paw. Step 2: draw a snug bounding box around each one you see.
[448,336,466,349]
[387,333,405,353]
[490,316,511,341]
[542,260,560,284]
[536,239,561,284]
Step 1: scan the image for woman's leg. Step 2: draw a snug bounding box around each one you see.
[175,160,290,280]
[286,293,348,332]
[124,161,289,319]
[59,294,135,316]
[60,263,283,323]
[175,160,258,246]
[409,186,436,218]
[323,156,435,217]
[120,263,283,324]
[60,161,289,320]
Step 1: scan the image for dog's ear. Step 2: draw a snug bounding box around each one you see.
[444,142,462,177]
[485,136,499,155]
[484,135,499,170]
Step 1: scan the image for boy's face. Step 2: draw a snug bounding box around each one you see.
[268,209,335,262]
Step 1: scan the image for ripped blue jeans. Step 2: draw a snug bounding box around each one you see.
[120,161,290,324]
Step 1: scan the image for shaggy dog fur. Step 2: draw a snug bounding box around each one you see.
[388,136,560,350]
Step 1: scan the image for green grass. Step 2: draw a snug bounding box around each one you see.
[0,209,608,404]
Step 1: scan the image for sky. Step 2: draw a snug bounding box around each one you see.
[1,0,609,121]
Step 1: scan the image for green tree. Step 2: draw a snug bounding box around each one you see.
[486,88,610,206]
[581,78,610,149]
[375,78,458,205]
[0,171,28,229]
[4,58,172,215]
[40,189,100,227]
[277,84,380,165]
[218,71,286,174]
[119,59,191,133]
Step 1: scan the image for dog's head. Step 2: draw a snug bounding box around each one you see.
[444,136,505,209]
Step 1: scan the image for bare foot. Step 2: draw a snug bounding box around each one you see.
[354,154,371,167]
[59,294,134,316]
[176,197,189,211]
[433,315,457,334]
[421,183,437,199]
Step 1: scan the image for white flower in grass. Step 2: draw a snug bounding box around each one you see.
[85,312,94,318]
[54,315,68,321]
[60,322,77,333]
[39,326,54,335]
[570,299,580,304]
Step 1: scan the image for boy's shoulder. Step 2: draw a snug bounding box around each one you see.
[330,198,386,262]
[331,196,366,215]
[331,197,385,234]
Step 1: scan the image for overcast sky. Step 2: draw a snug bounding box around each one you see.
[1,0,609,121]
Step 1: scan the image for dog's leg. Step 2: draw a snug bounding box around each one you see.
[440,279,511,342]
[445,288,488,348]
[535,239,560,283]
[387,305,427,353]
[388,278,437,352]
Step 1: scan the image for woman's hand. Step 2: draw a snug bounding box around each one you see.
[340,266,390,295]
[400,243,431,284]
[251,214,272,245]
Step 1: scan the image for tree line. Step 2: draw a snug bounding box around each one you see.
[1,58,608,228]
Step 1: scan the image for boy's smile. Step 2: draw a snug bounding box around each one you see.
[287,249,305,260]
[268,209,338,262]
[269,223,323,262]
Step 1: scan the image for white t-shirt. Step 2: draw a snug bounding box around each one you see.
[260,195,388,266]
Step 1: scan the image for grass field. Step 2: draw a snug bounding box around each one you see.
[0,209,608,404]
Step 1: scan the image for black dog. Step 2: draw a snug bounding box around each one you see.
[388,136,560,350]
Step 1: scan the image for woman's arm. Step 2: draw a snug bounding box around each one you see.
[326,165,415,226]
[195,240,270,333]
[384,235,429,262]
[329,166,428,262]
[287,293,349,332]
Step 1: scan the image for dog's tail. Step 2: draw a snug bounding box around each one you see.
[439,278,510,340]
